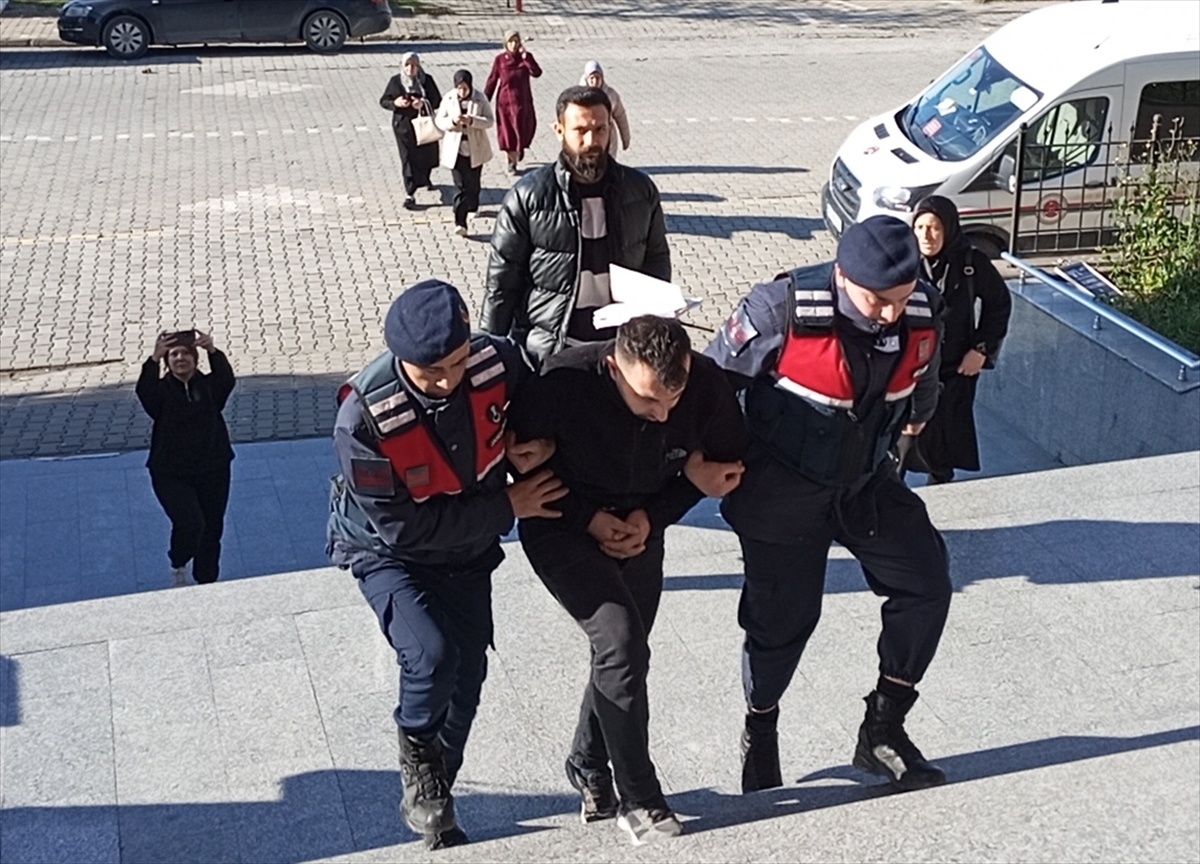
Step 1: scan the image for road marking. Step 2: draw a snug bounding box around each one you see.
[142,133,155,139]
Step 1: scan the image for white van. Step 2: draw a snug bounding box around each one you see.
[822,0,1200,258]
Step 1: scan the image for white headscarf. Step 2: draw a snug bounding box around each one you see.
[399,52,422,92]
[580,60,604,87]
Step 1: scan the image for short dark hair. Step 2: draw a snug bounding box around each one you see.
[556,85,612,121]
[615,316,691,391]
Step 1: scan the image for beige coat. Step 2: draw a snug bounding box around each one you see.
[434,88,495,170]
[578,77,632,157]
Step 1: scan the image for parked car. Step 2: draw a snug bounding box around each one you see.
[57,0,393,59]
[822,0,1200,257]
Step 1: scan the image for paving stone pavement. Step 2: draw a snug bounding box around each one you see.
[0,1,1054,458]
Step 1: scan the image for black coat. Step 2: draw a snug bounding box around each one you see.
[507,341,748,534]
[481,157,671,363]
[380,71,442,125]
[136,351,235,476]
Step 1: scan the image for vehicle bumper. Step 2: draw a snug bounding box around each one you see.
[57,18,101,46]
[349,11,392,38]
[822,183,848,239]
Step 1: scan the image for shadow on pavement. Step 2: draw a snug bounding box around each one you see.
[0,41,496,71]
[0,768,576,863]
[666,214,827,240]
[641,164,809,176]
[664,519,1200,592]
[3,728,1194,858]
[675,724,1200,836]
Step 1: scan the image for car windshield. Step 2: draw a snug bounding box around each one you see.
[902,47,1041,162]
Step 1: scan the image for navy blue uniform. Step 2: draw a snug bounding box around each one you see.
[327,335,532,782]
[705,266,952,709]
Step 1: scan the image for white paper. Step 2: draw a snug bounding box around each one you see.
[592,265,702,329]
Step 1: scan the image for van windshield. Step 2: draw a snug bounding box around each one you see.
[902,47,1041,162]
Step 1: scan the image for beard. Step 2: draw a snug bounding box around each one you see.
[563,144,608,184]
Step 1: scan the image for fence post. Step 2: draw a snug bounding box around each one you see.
[1009,123,1027,254]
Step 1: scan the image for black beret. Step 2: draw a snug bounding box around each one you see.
[384,279,471,365]
[837,215,920,291]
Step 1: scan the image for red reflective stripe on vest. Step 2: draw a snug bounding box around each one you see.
[775,328,934,407]
[374,377,507,503]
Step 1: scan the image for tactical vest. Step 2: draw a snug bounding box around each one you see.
[745,263,936,486]
[338,338,508,502]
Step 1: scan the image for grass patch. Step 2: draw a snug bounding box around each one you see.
[1102,129,1200,355]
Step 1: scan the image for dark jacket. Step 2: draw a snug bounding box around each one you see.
[507,341,748,535]
[380,71,442,126]
[136,351,235,476]
[914,195,1011,376]
[481,157,671,363]
[327,336,532,570]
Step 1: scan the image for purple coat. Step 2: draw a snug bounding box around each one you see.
[485,50,542,154]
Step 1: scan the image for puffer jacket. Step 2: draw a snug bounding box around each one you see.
[481,157,671,362]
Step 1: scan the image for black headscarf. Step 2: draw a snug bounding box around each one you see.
[453,69,473,88]
[914,195,969,291]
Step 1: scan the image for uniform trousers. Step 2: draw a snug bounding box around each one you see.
[519,520,666,807]
[352,551,495,783]
[732,471,952,709]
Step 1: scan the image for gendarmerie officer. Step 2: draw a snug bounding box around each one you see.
[327,279,564,849]
[704,216,953,794]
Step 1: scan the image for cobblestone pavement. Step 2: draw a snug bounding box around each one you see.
[0,1,1050,458]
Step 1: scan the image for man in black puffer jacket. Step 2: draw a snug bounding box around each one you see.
[482,85,671,363]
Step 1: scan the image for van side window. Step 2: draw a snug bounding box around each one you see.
[1022,97,1109,183]
[1132,80,1200,157]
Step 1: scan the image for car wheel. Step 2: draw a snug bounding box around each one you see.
[304,10,347,53]
[967,232,1004,260]
[102,15,149,60]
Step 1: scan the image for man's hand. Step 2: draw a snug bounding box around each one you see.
[599,509,650,559]
[506,469,567,519]
[152,332,174,361]
[194,330,215,353]
[506,431,555,474]
[587,510,636,556]
[684,451,745,498]
[957,349,987,377]
[902,422,926,436]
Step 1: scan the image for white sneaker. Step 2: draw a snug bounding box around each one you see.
[617,803,683,845]
[454,224,468,237]
[170,564,189,588]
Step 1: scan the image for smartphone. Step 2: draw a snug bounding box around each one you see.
[170,330,196,347]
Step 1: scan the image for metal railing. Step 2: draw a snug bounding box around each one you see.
[1009,116,1199,256]
[1001,252,1200,382]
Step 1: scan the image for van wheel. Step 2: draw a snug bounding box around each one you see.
[103,15,150,59]
[304,10,347,53]
[967,233,1004,260]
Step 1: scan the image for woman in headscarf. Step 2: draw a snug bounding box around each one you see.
[435,69,495,237]
[380,52,442,210]
[579,60,631,157]
[901,195,1012,483]
[484,29,541,176]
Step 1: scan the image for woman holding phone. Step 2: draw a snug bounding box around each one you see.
[435,69,495,237]
[136,330,236,587]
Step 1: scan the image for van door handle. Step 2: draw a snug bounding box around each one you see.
[1083,179,1109,188]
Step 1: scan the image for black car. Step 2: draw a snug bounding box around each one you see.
[58,0,393,59]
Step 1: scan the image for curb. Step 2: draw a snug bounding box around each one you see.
[0,28,439,49]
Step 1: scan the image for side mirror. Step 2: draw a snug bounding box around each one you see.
[996,153,1016,192]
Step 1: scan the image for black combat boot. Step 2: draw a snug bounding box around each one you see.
[853,684,946,791]
[397,730,468,849]
[741,705,783,792]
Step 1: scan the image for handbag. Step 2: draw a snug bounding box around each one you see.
[411,103,443,146]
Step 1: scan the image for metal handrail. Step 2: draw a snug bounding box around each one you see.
[1001,252,1200,381]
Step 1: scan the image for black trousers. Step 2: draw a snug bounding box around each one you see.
[392,119,437,195]
[736,473,951,708]
[451,151,482,229]
[149,465,231,583]
[352,552,496,785]
[519,521,666,807]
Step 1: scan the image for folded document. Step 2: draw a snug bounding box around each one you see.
[592,265,703,329]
